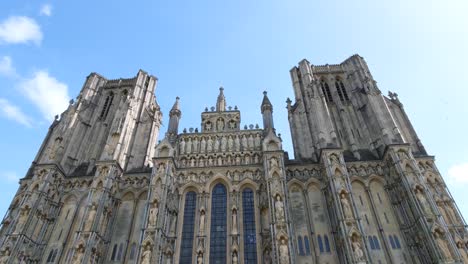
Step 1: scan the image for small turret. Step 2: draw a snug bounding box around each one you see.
[167,97,181,138]
[216,87,226,112]
[261,91,274,131]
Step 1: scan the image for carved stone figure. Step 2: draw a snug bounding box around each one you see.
[205,122,212,131]
[340,193,353,219]
[457,241,468,263]
[228,136,233,151]
[232,207,238,235]
[186,138,192,154]
[248,135,254,150]
[232,251,238,264]
[270,157,278,169]
[199,207,206,235]
[200,137,206,153]
[207,137,213,152]
[434,230,452,260]
[193,137,199,153]
[141,245,152,264]
[279,238,289,264]
[254,134,261,149]
[221,136,227,152]
[263,249,272,264]
[72,247,84,264]
[179,139,185,154]
[14,208,28,233]
[234,136,240,151]
[352,240,364,261]
[275,195,285,223]
[197,252,203,264]
[241,135,248,150]
[0,248,10,264]
[85,204,97,231]
[213,137,219,152]
[148,201,159,227]
[415,188,432,216]
[217,118,225,131]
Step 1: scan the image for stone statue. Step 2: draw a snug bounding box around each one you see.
[241,135,248,150]
[234,136,240,151]
[0,248,10,264]
[232,207,238,235]
[180,139,186,154]
[85,204,97,231]
[141,246,152,264]
[270,158,278,169]
[200,137,206,153]
[72,248,84,264]
[14,209,28,233]
[221,136,227,152]
[193,137,199,153]
[213,137,219,152]
[197,252,203,264]
[205,122,212,131]
[445,204,458,223]
[434,230,452,260]
[232,251,238,264]
[207,137,213,152]
[457,241,468,263]
[229,120,236,129]
[415,188,432,216]
[279,238,289,264]
[148,201,159,227]
[199,208,206,235]
[217,118,225,131]
[340,193,353,219]
[352,240,364,261]
[186,138,192,154]
[228,136,234,151]
[248,135,254,150]
[275,195,285,223]
[254,134,261,149]
[157,164,165,176]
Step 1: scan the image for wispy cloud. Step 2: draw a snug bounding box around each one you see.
[0,171,20,183]
[19,70,70,121]
[0,98,32,127]
[0,16,43,45]
[40,4,52,17]
[447,162,468,184]
[0,56,17,77]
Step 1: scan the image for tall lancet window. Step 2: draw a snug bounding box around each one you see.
[321,81,333,102]
[180,191,197,264]
[242,188,257,264]
[100,92,114,119]
[209,183,227,264]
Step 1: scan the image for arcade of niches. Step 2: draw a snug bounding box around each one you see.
[0,54,467,264]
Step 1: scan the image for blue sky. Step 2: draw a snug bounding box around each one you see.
[0,0,467,220]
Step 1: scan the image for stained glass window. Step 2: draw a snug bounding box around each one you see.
[298,236,305,256]
[180,191,197,264]
[324,235,331,252]
[242,188,257,264]
[318,235,324,253]
[304,236,311,255]
[210,184,227,264]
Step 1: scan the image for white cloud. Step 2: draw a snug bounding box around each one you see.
[19,70,70,121]
[40,4,52,17]
[0,56,17,77]
[447,162,468,184]
[0,98,32,127]
[0,171,20,183]
[0,16,43,45]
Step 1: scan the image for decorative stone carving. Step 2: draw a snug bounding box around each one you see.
[228,136,233,151]
[199,207,206,235]
[456,241,468,263]
[340,192,353,219]
[0,248,10,264]
[275,195,285,225]
[72,246,84,264]
[415,187,432,216]
[200,137,206,153]
[221,136,227,152]
[270,157,278,169]
[207,137,213,152]
[186,138,192,154]
[193,137,199,153]
[217,118,225,131]
[85,203,97,231]
[279,238,289,264]
[241,135,248,150]
[141,244,152,264]
[232,206,238,235]
[214,137,219,152]
[351,237,365,262]
[234,136,240,151]
[434,229,452,260]
[263,249,272,264]
[232,251,238,264]
[148,200,159,227]
[14,207,29,233]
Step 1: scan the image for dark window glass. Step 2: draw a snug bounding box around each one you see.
[324,235,331,252]
[304,236,311,255]
[180,191,197,264]
[242,188,257,264]
[129,243,136,260]
[394,235,401,249]
[51,249,58,262]
[298,236,305,256]
[318,235,324,253]
[100,92,114,119]
[374,236,380,250]
[46,249,54,262]
[111,244,117,260]
[116,243,124,260]
[336,81,345,101]
[369,236,375,250]
[340,81,350,101]
[389,235,395,249]
[377,192,382,204]
[321,81,333,102]
[209,184,227,264]
[359,195,363,205]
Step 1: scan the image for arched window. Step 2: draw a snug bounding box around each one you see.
[393,235,401,249]
[242,188,257,264]
[339,81,350,101]
[117,243,124,260]
[336,81,345,102]
[389,235,395,249]
[111,244,118,260]
[46,249,54,262]
[180,191,197,264]
[318,235,324,253]
[129,243,137,260]
[298,236,305,256]
[100,92,114,119]
[304,236,311,255]
[321,81,333,102]
[209,184,227,264]
[373,236,381,250]
[324,235,331,252]
[369,236,375,250]
[51,249,58,262]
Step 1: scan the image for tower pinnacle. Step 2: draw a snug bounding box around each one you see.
[216,87,226,112]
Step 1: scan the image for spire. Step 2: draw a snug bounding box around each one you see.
[167,97,181,138]
[261,91,275,131]
[216,87,226,112]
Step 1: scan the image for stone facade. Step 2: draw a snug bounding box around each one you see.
[0,55,467,264]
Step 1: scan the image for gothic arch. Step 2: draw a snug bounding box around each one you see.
[238,178,259,192]
[179,183,202,195]
[287,178,305,190]
[204,174,233,193]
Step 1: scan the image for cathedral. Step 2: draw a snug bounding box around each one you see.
[0,54,467,264]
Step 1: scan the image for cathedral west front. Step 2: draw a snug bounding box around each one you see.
[0,54,467,264]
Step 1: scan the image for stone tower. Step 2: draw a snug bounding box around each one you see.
[0,55,467,264]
